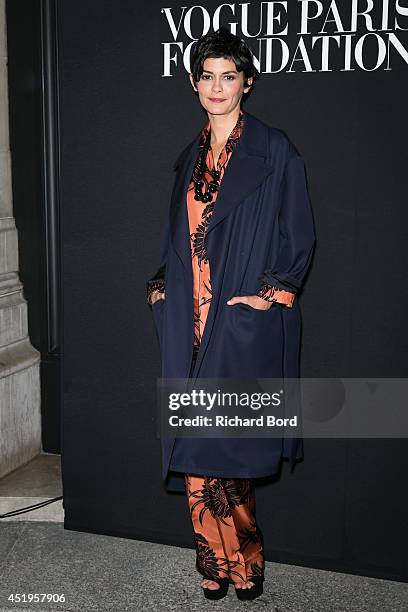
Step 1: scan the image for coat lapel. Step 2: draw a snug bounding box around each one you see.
[169,110,275,273]
[203,145,273,244]
[169,134,200,275]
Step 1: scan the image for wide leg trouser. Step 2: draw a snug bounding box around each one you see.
[184,474,265,584]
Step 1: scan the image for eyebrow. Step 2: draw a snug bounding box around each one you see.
[202,70,238,74]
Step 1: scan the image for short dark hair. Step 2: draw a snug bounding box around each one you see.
[190,28,260,100]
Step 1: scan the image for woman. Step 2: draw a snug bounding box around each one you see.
[146,28,316,601]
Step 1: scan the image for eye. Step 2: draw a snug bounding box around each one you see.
[225,75,235,80]
[201,74,211,80]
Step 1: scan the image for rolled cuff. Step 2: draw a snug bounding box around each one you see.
[257,282,295,308]
[147,279,166,307]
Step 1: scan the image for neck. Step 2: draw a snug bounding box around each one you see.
[207,106,242,146]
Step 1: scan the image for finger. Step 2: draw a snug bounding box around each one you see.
[227,296,249,305]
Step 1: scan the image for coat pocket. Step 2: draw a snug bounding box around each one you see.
[231,285,278,315]
[232,301,278,332]
[224,293,284,377]
[229,290,279,335]
[234,301,276,314]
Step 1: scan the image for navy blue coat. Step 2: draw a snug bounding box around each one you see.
[148,110,316,492]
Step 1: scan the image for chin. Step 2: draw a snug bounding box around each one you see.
[206,104,230,113]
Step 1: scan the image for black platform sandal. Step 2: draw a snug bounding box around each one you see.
[201,577,230,600]
[234,575,264,601]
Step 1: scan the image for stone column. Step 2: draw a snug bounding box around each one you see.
[0,0,42,478]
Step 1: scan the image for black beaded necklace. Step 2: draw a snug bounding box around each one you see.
[193,128,222,203]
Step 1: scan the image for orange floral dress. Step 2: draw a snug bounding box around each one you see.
[187,110,245,366]
[184,473,265,585]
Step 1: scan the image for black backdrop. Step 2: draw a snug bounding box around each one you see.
[58,0,408,581]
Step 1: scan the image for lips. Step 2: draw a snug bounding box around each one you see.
[209,98,226,102]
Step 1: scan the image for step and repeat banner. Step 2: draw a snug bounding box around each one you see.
[60,0,408,580]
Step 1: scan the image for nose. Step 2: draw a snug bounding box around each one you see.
[211,77,223,93]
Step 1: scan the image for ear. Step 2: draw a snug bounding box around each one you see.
[189,73,198,92]
[243,76,253,93]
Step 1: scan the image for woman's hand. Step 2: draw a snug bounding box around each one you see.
[226,295,272,311]
[151,291,166,305]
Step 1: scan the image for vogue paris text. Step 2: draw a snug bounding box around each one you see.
[161,0,408,74]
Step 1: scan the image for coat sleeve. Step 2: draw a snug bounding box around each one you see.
[146,140,194,308]
[146,219,170,309]
[256,153,316,307]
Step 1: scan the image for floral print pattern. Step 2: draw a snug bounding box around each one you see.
[187,109,244,366]
[184,474,265,584]
[147,279,165,306]
[258,281,295,307]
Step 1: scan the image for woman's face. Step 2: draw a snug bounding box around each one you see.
[189,56,253,116]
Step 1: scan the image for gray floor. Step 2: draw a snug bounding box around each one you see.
[0,455,63,523]
[0,522,407,612]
